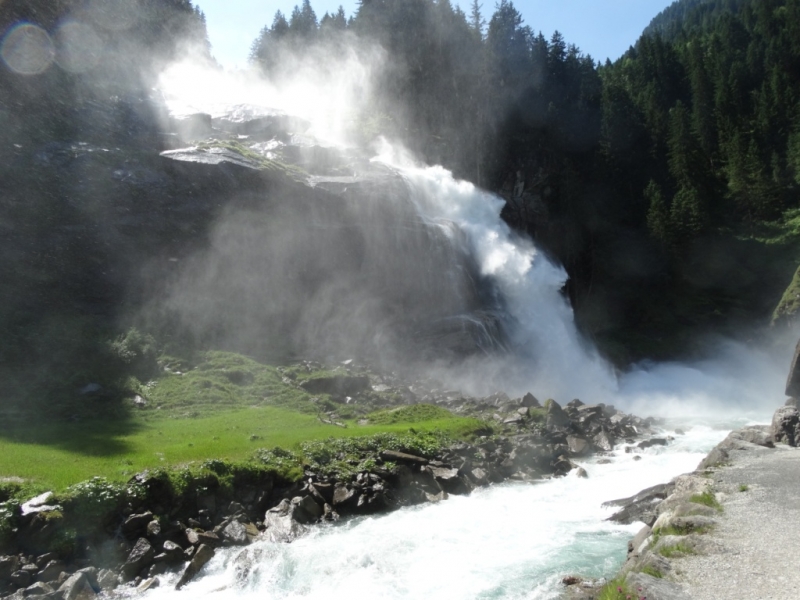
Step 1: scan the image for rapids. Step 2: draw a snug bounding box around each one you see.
[130,423,741,600]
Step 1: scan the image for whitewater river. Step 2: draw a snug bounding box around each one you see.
[128,420,757,600]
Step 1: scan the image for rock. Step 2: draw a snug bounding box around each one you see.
[566,436,590,456]
[575,467,588,478]
[22,582,53,597]
[58,572,95,600]
[290,496,323,524]
[771,405,800,446]
[468,468,489,486]
[638,438,668,449]
[95,569,119,591]
[184,528,200,546]
[35,560,64,583]
[196,531,221,548]
[299,376,370,397]
[121,512,154,539]
[11,570,32,587]
[146,519,162,538]
[121,538,155,581]
[161,541,185,564]
[604,483,674,527]
[221,520,249,546]
[593,430,615,452]
[625,572,692,600]
[1,555,20,580]
[175,544,215,590]
[137,577,160,592]
[521,392,541,408]
[545,400,570,431]
[263,500,308,543]
[379,450,428,465]
[332,484,358,508]
[786,338,800,397]
[21,492,60,516]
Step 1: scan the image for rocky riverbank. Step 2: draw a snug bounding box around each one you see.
[0,394,668,600]
[563,401,800,600]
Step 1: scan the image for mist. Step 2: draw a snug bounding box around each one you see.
[149,22,795,425]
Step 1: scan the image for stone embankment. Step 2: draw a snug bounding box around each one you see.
[564,400,800,600]
[0,397,665,599]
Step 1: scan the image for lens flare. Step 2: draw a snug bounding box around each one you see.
[0,23,55,75]
[55,20,102,73]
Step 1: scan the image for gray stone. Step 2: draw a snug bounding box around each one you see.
[521,392,540,408]
[625,572,692,600]
[299,376,370,396]
[332,485,358,507]
[771,405,800,446]
[221,520,249,546]
[593,430,615,452]
[175,543,215,590]
[95,569,118,591]
[263,500,308,543]
[1,555,20,580]
[21,492,60,516]
[121,512,154,539]
[58,572,95,600]
[121,538,155,581]
[469,468,488,486]
[638,438,668,449]
[137,577,160,592]
[785,338,800,397]
[185,528,200,546]
[566,436,590,456]
[35,560,64,583]
[290,496,323,524]
[545,399,570,431]
[22,582,54,597]
[11,571,32,587]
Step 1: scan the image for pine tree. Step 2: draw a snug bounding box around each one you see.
[469,0,485,39]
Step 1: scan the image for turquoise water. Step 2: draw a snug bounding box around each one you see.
[133,424,731,600]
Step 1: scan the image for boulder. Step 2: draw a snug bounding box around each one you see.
[196,531,221,548]
[521,392,540,408]
[121,512,154,539]
[11,570,32,588]
[221,520,249,546]
[624,572,691,600]
[638,438,668,449]
[58,572,95,600]
[545,400,570,431]
[604,483,674,527]
[332,485,358,508]
[771,405,800,446]
[23,582,54,597]
[0,555,20,580]
[566,436,590,456]
[35,560,64,583]
[161,541,185,564]
[21,492,60,516]
[121,538,155,581]
[263,500,307,543]
[95,569,119,591]
[299,376,370,397]
[785,338,800,397]
[593,430,615,452]
[289,496,323,524]
[175,544,215,590]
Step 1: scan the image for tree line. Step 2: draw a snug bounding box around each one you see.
[250,0,800,360]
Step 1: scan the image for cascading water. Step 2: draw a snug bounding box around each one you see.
[147,58,790,600]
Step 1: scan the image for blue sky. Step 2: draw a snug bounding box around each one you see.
[194,0,676,69]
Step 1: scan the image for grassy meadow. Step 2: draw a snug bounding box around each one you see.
[0,351,487,494]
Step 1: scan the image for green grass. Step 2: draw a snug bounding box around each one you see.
[657,542,696,558]
[364,404,454,425]
[0,406,485,493]
[596,577,637,600]
[739,483,749,492]
[639,565,663,579]
[689,490,722,511]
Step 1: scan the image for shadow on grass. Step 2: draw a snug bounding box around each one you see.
[0,417,142,457]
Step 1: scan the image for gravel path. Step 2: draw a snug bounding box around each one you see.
[674,443,800,600]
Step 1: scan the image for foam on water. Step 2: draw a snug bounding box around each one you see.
[132,425,729,600]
